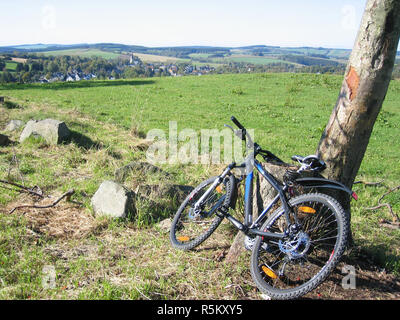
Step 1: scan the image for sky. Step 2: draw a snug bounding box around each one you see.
[0,0,368,49]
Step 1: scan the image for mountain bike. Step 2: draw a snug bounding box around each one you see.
[169,116,358,300]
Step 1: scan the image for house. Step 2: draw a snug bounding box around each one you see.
[129,54,135,64]
[49,72,65,82]
[184,65,194,74]
[129,54,140,66]
[168,65,178,76]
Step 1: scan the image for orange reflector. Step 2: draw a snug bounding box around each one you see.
[261,265,278,279]
[215,185,223,193]
[177,236,190,242]
[299,206,316,214]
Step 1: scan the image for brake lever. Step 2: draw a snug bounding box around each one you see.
[224,124,245,140]
[224,124,235,133]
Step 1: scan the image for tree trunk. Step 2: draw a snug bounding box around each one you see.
[317,0,400,189]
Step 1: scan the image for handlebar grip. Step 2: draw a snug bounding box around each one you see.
[231,116,245,130]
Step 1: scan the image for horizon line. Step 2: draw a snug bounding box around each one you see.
[0,42,355,51]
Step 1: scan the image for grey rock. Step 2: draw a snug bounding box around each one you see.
[19,120,37,142]
[5,120,24,132]
[91,180,135,219]
[19,119,71,145]
[157,218,172,233]
[0,133,9,146]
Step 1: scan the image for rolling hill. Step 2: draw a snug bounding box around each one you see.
[0,43,353,68]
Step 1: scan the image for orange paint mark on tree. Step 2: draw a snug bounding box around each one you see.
[346,66,360,101]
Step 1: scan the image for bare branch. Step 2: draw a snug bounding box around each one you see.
[9,189,75,214]
[378,185,400,204]
[353,180,385,186]
[0,179,44,198]
[364,183,400,223]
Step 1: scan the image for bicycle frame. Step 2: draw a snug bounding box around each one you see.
[231,158,289,240]
[192,115,357,242]
[194,156,289,241]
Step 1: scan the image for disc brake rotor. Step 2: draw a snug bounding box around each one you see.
[278,232,311,259]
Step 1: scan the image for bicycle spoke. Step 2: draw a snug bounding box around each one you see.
[171,175,234,250]
[252,194,346,297]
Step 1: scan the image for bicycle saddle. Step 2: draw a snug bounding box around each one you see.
[291,155,326,171]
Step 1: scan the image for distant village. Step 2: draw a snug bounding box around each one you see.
[39,72,98,83]
[36,53,216,84]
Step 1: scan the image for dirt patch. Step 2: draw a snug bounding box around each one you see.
[303,260,400,300]
[11,57,27,64]
[4,193,105,239]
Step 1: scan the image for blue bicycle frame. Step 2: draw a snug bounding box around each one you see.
[211,156,288,241]
[194,116,357,241]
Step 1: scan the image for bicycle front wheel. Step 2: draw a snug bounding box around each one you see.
[170,174,235,251]
[250,193,349,300]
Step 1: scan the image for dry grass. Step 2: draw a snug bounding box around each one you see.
[11,58,27,64]
[4,193,105,240]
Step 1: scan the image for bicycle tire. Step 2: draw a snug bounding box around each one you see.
[170,174,235,251]
[250,193,349,300]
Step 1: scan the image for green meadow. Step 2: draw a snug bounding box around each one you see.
[0,73,399,299]
[40,48,122,60]
[5,62,18,71]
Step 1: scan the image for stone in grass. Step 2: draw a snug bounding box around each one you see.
[0,133,9,146]
[20,119,71,145]
[5,120,25,132]
[91,180,136,219]
[157,218,172,233]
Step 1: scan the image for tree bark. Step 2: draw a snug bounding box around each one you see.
[317,0,400,190]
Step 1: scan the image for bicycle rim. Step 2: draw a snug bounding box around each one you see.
[251,193,348,299]
[170,175,234,250]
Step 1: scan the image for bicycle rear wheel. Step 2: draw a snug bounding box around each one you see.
[170,174,235,251]
[250,193,349,300]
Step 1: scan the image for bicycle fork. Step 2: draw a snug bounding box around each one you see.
[192,163,236,214]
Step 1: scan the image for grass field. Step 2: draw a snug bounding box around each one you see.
[132,52,189,64]
[0,73,399,299]
[5,62,18,71]
[40,48,122,60]
[227,55,298,66]
[188,53,215,59]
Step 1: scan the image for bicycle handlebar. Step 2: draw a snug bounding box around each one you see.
[231,116,245,130]
[230,115,285,164]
